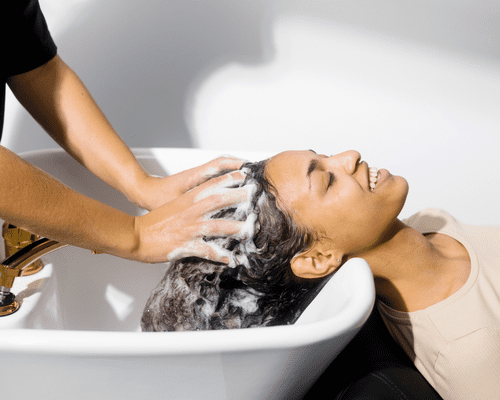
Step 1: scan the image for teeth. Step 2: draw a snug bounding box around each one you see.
[369,167,379,191]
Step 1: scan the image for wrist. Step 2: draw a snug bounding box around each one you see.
[81,213,142,262]
[128,214,157,263]
[127,175,179,211]
[118,168,152,209]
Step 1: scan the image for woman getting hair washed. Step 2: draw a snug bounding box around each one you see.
[143,149,499,400]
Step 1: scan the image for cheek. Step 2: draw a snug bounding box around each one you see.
[331,197,394,248]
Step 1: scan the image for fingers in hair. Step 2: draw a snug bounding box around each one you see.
[194,184,256,215]
[193,170,248,200]
[167,239,232,264]
[199,219,247,238]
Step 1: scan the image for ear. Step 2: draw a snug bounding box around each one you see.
[290,242,343,279]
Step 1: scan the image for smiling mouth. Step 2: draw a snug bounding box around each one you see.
[368,167,379,191]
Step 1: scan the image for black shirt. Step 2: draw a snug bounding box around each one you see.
[1,0,57,141]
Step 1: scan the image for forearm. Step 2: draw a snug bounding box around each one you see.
[7,55,149,207]
[0,146,138,259]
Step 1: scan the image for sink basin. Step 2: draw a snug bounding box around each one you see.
[0,148,375,400]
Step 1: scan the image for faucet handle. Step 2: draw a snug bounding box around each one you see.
[2,223,43,275]
[0,292,19,316]
[0,237,67,317]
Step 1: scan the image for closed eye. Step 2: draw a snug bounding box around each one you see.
[327,172,334,190]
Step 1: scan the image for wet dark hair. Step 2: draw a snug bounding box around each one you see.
[141,160,325,331]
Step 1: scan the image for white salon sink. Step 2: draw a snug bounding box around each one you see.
[0,148,375,400]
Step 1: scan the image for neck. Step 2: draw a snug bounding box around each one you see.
[356,220,460,312]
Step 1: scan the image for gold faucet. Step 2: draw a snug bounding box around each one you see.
[0,230,67,316]
[0,224,103,316]
[2,223,44,275]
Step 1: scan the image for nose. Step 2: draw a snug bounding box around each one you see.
[326,150,361,175]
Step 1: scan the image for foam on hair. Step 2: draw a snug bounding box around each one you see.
[141,161,323,331]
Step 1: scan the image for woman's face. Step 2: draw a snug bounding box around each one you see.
[265,150,408,257]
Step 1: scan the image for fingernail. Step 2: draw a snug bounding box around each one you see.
[229,169,247,181]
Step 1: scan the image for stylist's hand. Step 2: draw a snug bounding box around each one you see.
[132,170,249,264]
[131,156,246,211]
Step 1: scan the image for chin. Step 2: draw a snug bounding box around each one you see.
[382,175,408,218]
[394,176,409,215]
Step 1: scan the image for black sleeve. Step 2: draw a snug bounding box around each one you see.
[1,0,57,139]
[1,0,58,78]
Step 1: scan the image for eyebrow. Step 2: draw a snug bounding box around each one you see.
[307,159,318,190]
[307,159,317,177]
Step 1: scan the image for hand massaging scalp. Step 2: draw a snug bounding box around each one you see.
[165,168,261,265]
[141,165,277,331]
[192,166,263,269]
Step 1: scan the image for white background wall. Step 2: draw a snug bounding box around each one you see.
[4,0,499,224]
